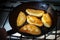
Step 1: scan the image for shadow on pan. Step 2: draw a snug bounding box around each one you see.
[9,2,57,37]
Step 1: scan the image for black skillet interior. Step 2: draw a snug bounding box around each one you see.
[9,2,57,37]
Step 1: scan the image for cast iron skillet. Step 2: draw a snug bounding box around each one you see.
[9,2,57,37]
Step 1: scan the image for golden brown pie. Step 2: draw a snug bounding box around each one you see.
[19,24,41,35]
[26,9,44,17]
[41,13,52,27]
[17,11,26,27]
[27,15,43,27]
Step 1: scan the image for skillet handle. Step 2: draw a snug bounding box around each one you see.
[0,28,7,40]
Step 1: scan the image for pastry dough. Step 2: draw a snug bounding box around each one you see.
[27,15,43,27]
[19,24,41,35]
[26,9,44,17]
[17,11,26,27]
[41,13,52,27]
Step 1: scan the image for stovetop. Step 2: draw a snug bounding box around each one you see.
[0,1,60,40]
